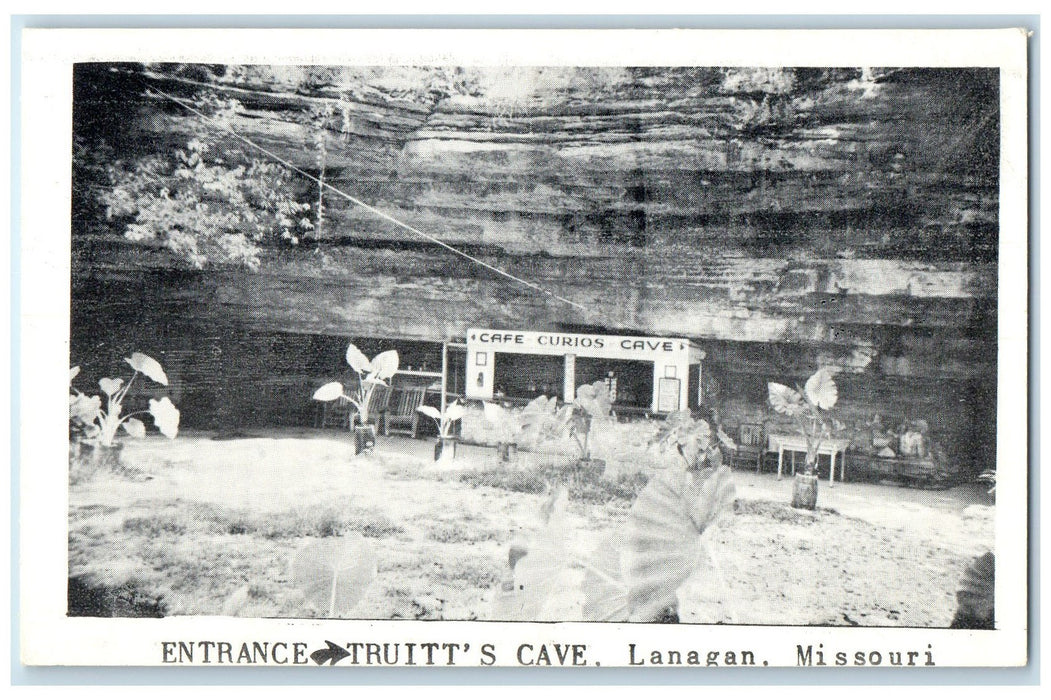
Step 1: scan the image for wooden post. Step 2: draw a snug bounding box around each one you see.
[441,340,448,415]
[679,361,689,411]
[563,354,576,402]
[651,361,661,413]
[697,361,703,406]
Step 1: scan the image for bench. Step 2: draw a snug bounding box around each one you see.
[382,386,428,438]
[855,455,952,489]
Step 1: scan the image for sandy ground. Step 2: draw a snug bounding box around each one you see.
[67,429,994,626]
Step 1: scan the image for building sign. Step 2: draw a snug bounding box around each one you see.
[467,328,689,362]
[465,327,701,412]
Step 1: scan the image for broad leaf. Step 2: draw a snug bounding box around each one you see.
[576,382,599,401]
[694,417,712,444]
[953,551,995,628]
[99,377,123,396]
[444,402,466,422]
[804,368,838,410]
[125,352,169,385]
[369,350,399,380]
[492,485,570,621]
[518,416,541,431]
[149,397,180,439]
[575,380,612,418]
[653,411,715,469]
[344,343,371,374]
[417,405,442,421]
[483,401,507,424]
[768,382,804,415]
[122,417,146,438]
[625,466,735,621]
[685,466,736,533]
[70,393,101,424]
[312,382,344,402]
[484,402,518,441]
[292,533,378,618]
[581,536,631,622]
[362,373,388,387]
[493,550,565,621]
[523,395,557,414]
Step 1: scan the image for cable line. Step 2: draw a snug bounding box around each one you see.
[142,82,590,313]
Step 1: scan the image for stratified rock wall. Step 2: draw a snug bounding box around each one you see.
[71,64,1000,473]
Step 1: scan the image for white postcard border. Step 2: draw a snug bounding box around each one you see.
[17,27,1030,669]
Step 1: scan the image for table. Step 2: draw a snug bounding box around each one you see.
[767,433,852,486]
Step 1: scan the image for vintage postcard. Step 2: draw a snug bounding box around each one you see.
[18,27,1028,669]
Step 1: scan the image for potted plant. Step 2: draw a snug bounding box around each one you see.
[516,395,560,450]
[482,401,522,462]
[312,343,398,455]
[556,380,614,470]
[68,353,181,473]
[417,401,467,463]
[767,367,842,510]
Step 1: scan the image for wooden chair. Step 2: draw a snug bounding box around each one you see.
[383,386,428,438]
[731,423,766,472]
[352,384,393,431]
[317,385,392,431]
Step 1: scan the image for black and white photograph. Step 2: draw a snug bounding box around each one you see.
[18,27,1029,669]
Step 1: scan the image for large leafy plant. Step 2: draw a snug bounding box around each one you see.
[492,465,736,622]
[491,484,571,621]
[312,343,399,426]
[69,353,181,447]
[99,93,313,270]
[482,401,524,444]
[651,410,736,471]
[767,368,843,473]
[516,395,561,448]
[418,401,467,439]
[555,381,614,461]
[586,465,736,622]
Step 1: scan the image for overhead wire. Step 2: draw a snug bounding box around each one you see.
[141,80,591,313]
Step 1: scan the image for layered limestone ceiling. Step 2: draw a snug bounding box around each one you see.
[72,64,999,375]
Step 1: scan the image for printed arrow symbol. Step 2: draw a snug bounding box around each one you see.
[310,640,351,666]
